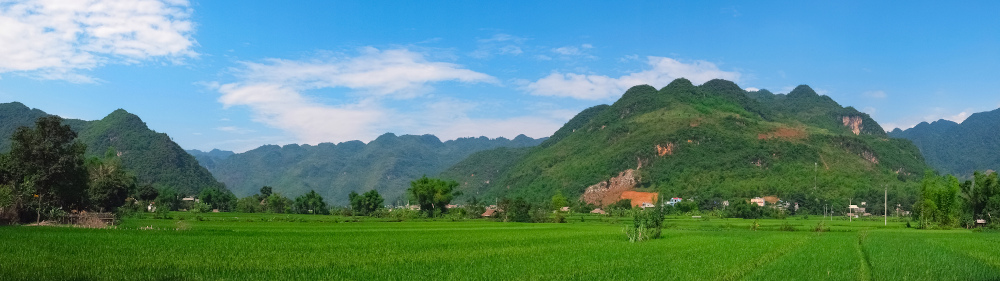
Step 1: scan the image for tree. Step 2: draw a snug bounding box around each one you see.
[260,186,273,198]
[267,193,291,213]
[199,187,236,212]
[236,196,262,213]
[155,188,180,211]
[7,116,88,222]
[293,190,329,214]
[551,191,568,211]
[85,148,136,212]
[408,176,459,217]
[136,184,159,202]
[348,190,383,216]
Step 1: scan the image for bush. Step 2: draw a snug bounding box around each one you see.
[190,202,211,213]
[153,206,172,219]
[779,222,796,231]
[624,207,665,242]
[814,221,829,232]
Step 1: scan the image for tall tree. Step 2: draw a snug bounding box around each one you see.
[408,176,459,217]
[8,116,88,222]
[86,148,137,212]
[348,190,383,216]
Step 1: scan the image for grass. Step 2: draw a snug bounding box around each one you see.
[0,213,998,280]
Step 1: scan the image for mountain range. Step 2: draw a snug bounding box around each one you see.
[189,134,544,205]
[890,108,1000,176]
[0,102,224,195]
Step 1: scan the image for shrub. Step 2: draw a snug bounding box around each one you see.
[190,202,211,213]
[624,207,665,242]
[779,222,796,231]
[153,206,172,219]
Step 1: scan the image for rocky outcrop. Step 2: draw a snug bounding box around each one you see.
[842,116,863,135]
[656,143,675,156]
[582,169,638,206]
[861,150,879,164]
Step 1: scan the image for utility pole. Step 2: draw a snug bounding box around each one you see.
[884,185,888,226]
[814,162,818,190]
[849,198,852,222]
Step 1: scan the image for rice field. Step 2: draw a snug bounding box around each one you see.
[0,213,997,280]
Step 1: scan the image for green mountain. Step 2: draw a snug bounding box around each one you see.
[186,149,235,170]
[0,102,225,195]
[199,134,544,205]
[442,79,927,214]
[889,108,1000,176]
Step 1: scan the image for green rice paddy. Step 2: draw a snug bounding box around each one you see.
[1,213,997,280]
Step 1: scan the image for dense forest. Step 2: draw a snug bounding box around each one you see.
[0,102,224,195]
[890,108,1000,177]
[192,134,544,205]
[443,79,929,215]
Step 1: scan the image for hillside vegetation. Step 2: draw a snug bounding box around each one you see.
[196,134,544,205]
[0,102,224,195]
[444,79,928,214]
[890,108,1000,176]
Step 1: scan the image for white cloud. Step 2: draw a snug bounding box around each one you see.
[864,90,887,99]
[233,47,497,98]
[745,87,760,92]
[552,44,594,57]
[216,48,520,144]
[524,56,741,100]
[0,0,197,82]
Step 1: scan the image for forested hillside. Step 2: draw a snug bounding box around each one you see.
[443,79,928,214]
[0,102,225,195]
[200,134,544,205]
[890,108,1000,176]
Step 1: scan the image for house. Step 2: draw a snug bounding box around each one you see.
[560,206,570,212]
[590,208,607,215]
[482,209,497,217]
[666,197,683,206]
[750,197,765,207]
[182,196,198,203]
[620,191,658,208]
[446,204,458,209]
[640,202,655,209]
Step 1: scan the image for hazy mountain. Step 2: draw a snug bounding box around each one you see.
[443,79,927,213]
[0,102,225,195]
[199,134,545,205]
[890,108,1000,176]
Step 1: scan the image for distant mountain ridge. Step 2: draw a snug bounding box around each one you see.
[0,102,225,195]
[193,133,545,205]
[890,108,1000,176]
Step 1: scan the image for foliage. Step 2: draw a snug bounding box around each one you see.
[913,171,960,228]
[607,199,632,211]
[135,184,159,202]
[408,176,459,217]
[293,190,329,214]
[348,190,384,216]
[85,148,137,212]
[154,188,180,211]
[198,187,236,212]
[726,199,763,219]
[624,199,666,242]
[266,193,292,214]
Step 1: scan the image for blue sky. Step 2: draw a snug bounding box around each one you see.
[1,0,998,152]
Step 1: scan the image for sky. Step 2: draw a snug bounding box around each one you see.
[1,0,998,152]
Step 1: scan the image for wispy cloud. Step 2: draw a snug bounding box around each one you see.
[214,47,563,144]
[523,56,741,100]
[551,44,595,59]
[470,33,527,59]
[0,0,197,82]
